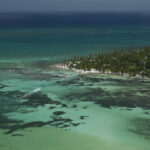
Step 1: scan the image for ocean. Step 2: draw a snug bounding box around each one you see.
[0,12,150,150]
[0,12,150,60]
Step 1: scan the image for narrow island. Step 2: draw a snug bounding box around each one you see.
[56,46,150,78]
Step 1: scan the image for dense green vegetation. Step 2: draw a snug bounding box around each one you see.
[62,47,150,77]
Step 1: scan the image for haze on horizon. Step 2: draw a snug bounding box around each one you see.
[0,0,150,13]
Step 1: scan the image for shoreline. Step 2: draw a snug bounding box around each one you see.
[55,47,150,80]
[54,63,150,80]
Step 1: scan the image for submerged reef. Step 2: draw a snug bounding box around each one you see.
[0,90,81,134]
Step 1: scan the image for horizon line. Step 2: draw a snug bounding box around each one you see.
[0,10,150,14]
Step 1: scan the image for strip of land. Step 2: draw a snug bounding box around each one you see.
[56,47,150,78]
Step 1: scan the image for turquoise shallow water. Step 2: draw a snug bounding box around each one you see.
[0,18,150,149]
[0,61,150,149]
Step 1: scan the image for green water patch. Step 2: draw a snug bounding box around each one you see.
[0,90,24,114]
[0,67,150,149]
[62,86,150,110]
[0,89,84,134]
[0,84,6,89]
[20,93,64,108]
[56,76,86,87]
[129,118,150,140]
[4,117,75,134]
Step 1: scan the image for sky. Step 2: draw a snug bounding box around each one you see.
[0,0,150,12]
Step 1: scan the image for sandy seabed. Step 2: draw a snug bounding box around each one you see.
[0,126,149,150]
[0,61,150,150]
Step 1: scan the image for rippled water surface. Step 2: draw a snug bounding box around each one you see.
[1,14,150,149]
[0,59,150,150]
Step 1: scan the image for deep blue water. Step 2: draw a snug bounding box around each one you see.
[0,12,150,61]
[1,12,150,28]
